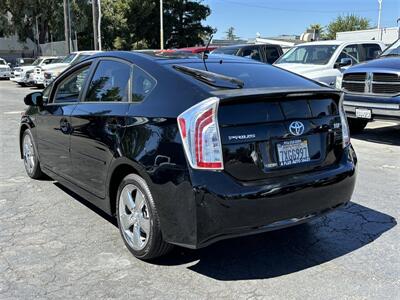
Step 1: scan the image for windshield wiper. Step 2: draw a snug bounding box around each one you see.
[173,65,244,89]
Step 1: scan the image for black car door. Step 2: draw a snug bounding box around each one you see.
[35,63,92,179]
[69,58,131,199]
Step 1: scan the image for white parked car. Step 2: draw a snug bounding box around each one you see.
[0,58,11,79]
[274,40,386,86]
[40,51,101,87]
[11,56,61,86]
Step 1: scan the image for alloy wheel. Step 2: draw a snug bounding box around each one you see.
[23,134,35,174]
[118,184,151,251]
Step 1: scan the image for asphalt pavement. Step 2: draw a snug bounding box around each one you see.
[0,80,399,299]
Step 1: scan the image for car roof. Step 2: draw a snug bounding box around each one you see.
[88,50,258,65]
[37,56,60,59]
[296,40,384,46]
[71,51,102,55]
[215,43,278,49]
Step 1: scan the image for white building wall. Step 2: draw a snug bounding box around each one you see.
[336,27,399,45]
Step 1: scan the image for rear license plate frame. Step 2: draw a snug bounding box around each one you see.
[277,139,311,167]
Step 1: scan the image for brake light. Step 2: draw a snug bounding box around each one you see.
[338,94,350,148]
[177,97,223,170]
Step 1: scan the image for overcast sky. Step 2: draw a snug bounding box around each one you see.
[202,0,400,39]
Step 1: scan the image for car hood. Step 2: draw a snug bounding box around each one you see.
[343,57,400,73]
[275,63,328,75]
[17,66,36,72]
[41,63,69,71]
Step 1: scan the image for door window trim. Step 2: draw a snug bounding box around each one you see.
[81,57,133,103]
[47,60,94,106]
[80,57,157,104]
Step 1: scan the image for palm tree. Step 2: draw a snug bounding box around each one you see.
[308,24,324,35]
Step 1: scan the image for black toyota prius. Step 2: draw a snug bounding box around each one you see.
[20,51,357,260]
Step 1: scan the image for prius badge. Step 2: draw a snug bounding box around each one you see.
[289,121,305,136]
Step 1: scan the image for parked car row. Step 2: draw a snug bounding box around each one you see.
[6,51,101,88]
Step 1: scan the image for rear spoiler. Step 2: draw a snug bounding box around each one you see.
[211,87,343,103]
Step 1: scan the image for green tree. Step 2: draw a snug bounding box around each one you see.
[1,0,214,50]
[307,24,324,35]
[324,15,370,40]
[163,0,214,48]
[225,26,238,40]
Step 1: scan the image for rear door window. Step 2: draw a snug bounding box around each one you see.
[337,44,360,64]
[85,60,131,102]
[241,46,262,61]
[265,46,281,64]
[361,44,382,60]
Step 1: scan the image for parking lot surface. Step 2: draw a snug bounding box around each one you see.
[0,80,399,299]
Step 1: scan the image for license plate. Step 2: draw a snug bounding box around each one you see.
[355,108,372,119]
[277,139,310,166]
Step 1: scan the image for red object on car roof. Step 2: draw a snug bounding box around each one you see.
[178,46,218,53]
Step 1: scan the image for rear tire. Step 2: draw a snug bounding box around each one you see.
[348,118,368,134]
[116,173,173,260]
[22,129,44,179]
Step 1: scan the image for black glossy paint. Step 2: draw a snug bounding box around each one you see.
[20,51,357,249]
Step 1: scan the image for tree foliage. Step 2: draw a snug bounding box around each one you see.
[324,14,370,40]
[307,24,324,35]
[0,0,214,50]
[225,26,238,40]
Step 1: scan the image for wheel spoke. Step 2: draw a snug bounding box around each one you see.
[132,224,142,247]
[139,215,150,235]
[135,191,145,211]
[123,189,136,212]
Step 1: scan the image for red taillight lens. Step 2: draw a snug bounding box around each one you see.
[177,97,223,170]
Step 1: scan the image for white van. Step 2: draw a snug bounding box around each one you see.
[274,40,386,86]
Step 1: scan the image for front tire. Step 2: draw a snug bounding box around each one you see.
[116,174,173,260]
[348,118,368,134]
[22,129,44,179]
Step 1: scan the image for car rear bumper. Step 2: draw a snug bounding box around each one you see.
[154,146,357,249]
[344,94,400,121]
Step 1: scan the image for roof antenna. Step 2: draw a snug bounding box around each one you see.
[202,34,213,71]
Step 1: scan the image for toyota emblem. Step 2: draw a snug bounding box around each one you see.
[289,121,305,136]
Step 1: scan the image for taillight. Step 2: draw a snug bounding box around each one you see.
[338,94,350,148]
[177,97,224,170]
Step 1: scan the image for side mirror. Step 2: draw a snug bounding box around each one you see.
[335,58,352,68]
[24,92,43,106]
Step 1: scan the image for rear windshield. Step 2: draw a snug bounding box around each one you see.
[0,59,6,65]
[173,62,318,89]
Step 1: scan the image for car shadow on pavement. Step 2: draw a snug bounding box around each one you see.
[53,182,118,227]
[154,202,396,280]
[352,124,400,146]
[52,182,396,281]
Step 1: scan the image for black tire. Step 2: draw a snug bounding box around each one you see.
[348,118,368,134]
[116,173,173,260]
[22,129,44,179]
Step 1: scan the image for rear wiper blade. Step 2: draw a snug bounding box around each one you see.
[173,65,244,89]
